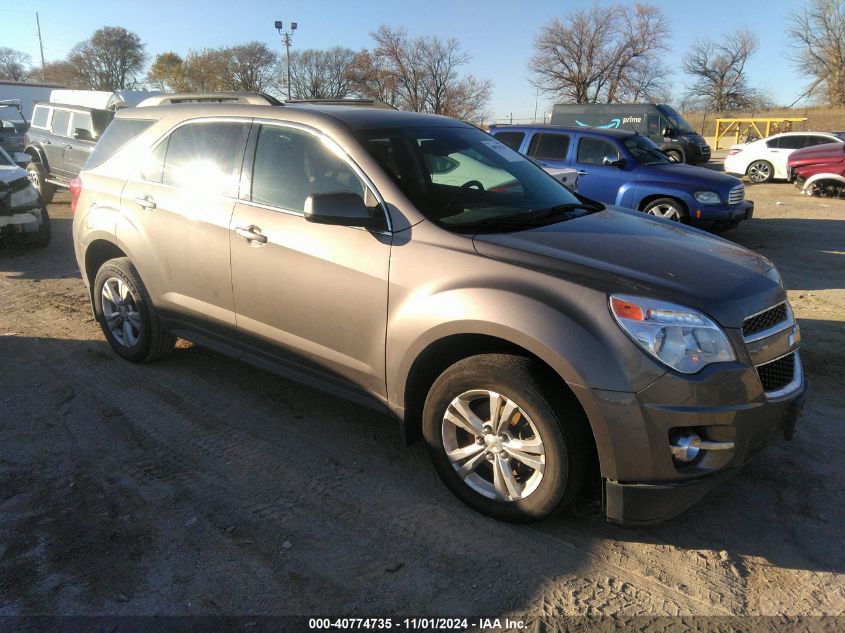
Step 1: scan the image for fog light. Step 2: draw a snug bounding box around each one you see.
[670,432,701,463]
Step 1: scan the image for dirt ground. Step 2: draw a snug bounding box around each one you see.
[1,165,843,627]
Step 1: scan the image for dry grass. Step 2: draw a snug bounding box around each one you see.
[683,105,845,136]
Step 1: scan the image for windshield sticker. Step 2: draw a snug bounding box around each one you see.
[481,139,522,162]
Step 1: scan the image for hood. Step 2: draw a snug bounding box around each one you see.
[788,142,845,166]
[472,209,783,328]
[0,164,27,184]
[639,162,742,193]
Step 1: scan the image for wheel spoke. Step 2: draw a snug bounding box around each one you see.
[123,319,134,344]
[447,397,485,436]
[118,279,131,302]
[494,398,519,434]
[446,442,484,463]
[102,282,120,307]
[505,435,543,455]
[126,311,142,330]
[504,446,545,473]
[494,455,522,501]
[488,391,502,426]
[455,448,488,479]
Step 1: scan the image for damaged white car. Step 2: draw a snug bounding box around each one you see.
[0,147,50,247]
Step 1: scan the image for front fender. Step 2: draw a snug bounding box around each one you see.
[632,181,695,210]
[24,145,48,170]
[387,285,665,409]
[615,179,639,208]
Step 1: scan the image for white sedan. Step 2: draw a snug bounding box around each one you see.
[724,131,845,183]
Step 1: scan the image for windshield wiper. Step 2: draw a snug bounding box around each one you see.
[451,203,604,232]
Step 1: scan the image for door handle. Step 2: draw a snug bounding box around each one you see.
[43,139,51,145]
[235,225,268,244]
[576,170,588,176]
[134,194,157,210]
[64,144,73,150]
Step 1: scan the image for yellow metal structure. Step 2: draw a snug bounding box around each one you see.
[714,118,808,149]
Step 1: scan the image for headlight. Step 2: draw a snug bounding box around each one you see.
[694,191,721,204]
[10,184,38,208]
[609,294,735,373]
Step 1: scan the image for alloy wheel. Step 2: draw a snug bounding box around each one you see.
[645,202,682,221]
[748,161,772,183]
[441,389,545,502]
[101,277,142,347]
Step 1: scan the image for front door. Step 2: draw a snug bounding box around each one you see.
[571,134,636,204]
[64,111,97,176]
[229,123,391,397]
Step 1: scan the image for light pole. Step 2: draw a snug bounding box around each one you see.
[274,20,297,100]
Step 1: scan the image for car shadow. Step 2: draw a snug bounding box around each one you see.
[0,215,81,282]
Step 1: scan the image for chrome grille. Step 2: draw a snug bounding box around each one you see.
[743,303,788,338]
[728,184,745,204]
[756,353,796,393]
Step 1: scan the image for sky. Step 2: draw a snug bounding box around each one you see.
[1,0,812,123]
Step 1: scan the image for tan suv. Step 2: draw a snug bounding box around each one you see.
[72,93,805,524]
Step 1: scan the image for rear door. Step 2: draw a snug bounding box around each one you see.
[229,122,391,397]
[118,119,251,334]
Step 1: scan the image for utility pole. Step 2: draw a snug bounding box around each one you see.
[35,12,46,78]
[274,20,297,100]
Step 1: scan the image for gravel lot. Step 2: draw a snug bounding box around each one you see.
[1,170,843,626]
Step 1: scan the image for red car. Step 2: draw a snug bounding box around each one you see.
[787,141,845,196]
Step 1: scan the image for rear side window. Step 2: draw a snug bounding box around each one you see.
[251,125,365,212]
[775,136,807,150]
[492,131,525,151]
[527,133,570,160]
[86,118,155,169]
[31,106,50,129]
[161,122,250,197]
[50,109,70,136]
[576,137,620,165]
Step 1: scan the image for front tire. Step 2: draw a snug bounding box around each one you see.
[665,150,683,163]
[26,162,55,204]
[747,160,773,183]
[642,197,689,223]
[422,354,588,522]
[23,207,51,248]
[93,257,175,362]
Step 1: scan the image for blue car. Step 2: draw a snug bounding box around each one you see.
[488,124,753,230]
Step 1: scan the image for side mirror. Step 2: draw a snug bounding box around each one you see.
[72,128,94,141]
[662,127,674,138]
[304,192,384,230]
[602,156,626,168]
[13,152,30,168]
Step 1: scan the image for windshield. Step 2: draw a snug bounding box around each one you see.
[657,105,695,135]
[357,126,599,232]
[0,119,27,134]
[624,135,672,165]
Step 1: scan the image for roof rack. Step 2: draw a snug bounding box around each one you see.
[284,98,396,110]
[136,92,283,107]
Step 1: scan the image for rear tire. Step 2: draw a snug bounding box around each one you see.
[747,160,773,183]
[93,257,175,362]
[422,354,588,522]
[665,150,683,163]
[26,162,55,204]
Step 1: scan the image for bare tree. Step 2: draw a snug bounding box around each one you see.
[68,27,147,90]
[356,26,491,122]
[682,29,760,111]
[288,47,357,99]
[787,0,845,105]
[530,4,669,104]
[0,48,32,81]
[226,42,277,92]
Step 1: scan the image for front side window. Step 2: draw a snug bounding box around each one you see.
[528,133,570,160]
[71,112,95,139]
[357,126,597,233]
[251,125,365,212]
[31,106,50,129]
[807,135,837,146]
[50,109,70,136]
[160,121,250,197]
[623,136,671,165]
[577,137,621,165]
